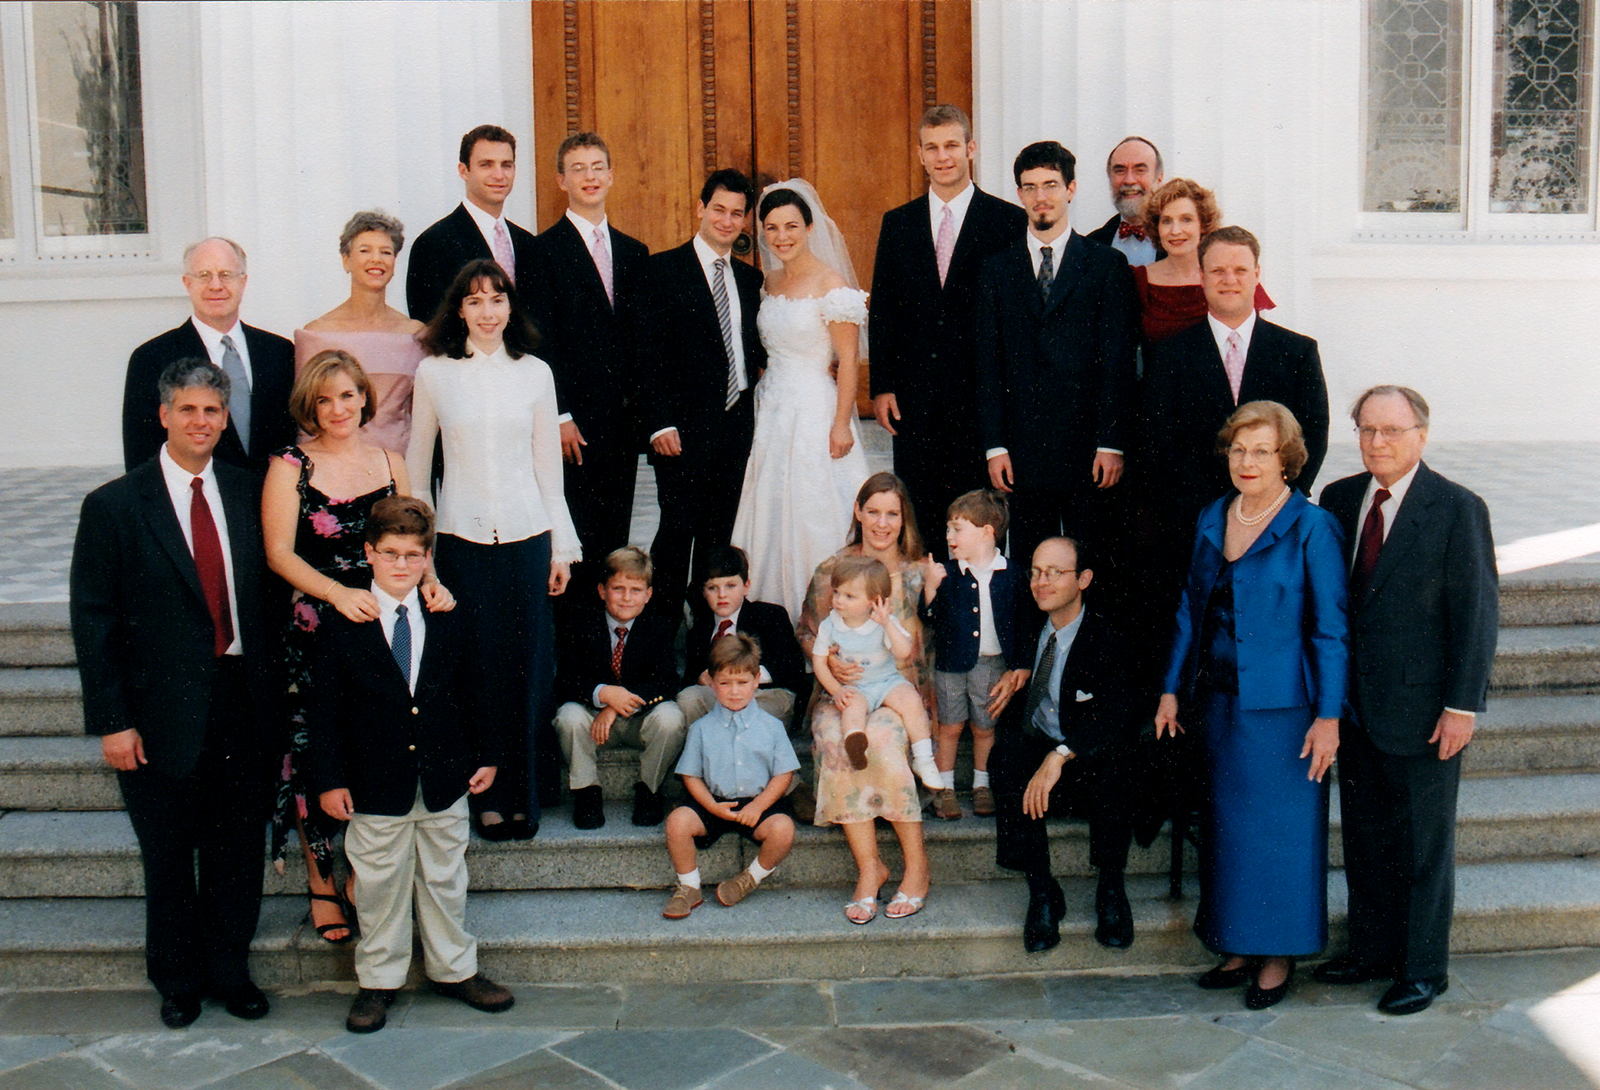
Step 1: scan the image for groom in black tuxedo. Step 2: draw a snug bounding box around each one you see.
[870,105,1027,556]
[642,170,767,613]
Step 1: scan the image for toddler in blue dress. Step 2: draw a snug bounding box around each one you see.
[811,555,941,789]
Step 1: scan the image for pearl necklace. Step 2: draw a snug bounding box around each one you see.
[1234,486,1289,527]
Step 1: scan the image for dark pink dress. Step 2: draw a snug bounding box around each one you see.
[1133,266,1276,343]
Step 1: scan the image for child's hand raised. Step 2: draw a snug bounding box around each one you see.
[870,597,892,626]
[920,553,946,599]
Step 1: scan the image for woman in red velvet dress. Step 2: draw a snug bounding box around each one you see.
[1133,179,1274,342]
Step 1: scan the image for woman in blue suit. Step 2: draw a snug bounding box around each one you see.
[1155,400,1348,1009]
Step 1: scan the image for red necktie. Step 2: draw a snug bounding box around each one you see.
[713,618,733,645]
[1351,488,1392,599]
[190,477,234,656]
[611,624,628,679]
[1117,220,1146,240]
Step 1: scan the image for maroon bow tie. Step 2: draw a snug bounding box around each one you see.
[1117,220,1146,240]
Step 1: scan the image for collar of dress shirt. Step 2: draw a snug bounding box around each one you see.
[692,232,736,273]
[928,182,976,232]
[1026,227,1072,275]
[1207,308,1258,360]
[712,607,741,634]
[1362,459,1421,514]
[158,441,215,495]
[957,551,1007,577]
[189,316,247,369]
[566,208,610,251]
[372,581,422,621]
[462,199,508,249]
[606,611,632,634]
[1044,606,1086,652]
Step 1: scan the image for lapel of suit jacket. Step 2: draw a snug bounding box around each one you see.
[1043,232,1087,314]
[412,606,458,698]
[216,464,256,612]
[1186,319,1238,410]
[555,216,611,306]
[1363,462,1438,604]
[1053,610,1100,706]
[677,243,727,353]
[1006,241,1045,320]
[137,461,207,606]
[1237,489,1304,562]
[1239,319,1279,399]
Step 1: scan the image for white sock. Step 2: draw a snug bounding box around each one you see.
[937,769,954,790]
[677,869,700,889]
[748,860,774,883]
[911,738,934,761]
[972,770,990,789]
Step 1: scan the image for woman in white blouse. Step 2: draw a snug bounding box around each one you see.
[407,258,580,841]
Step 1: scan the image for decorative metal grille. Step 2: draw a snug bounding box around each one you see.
[1490,0,1594,212]
[1365,0,1464,212]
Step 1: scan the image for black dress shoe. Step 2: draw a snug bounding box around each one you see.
[1197,960,1254,989]
[1245,959,1296,1010]
[159,992,202,1028]
[506,818,538,840]
[1378,975,1448,1015]
[216,981,270,1020]
[1094,881,1134,949]
[572,785,606,830]
[346,987,396,1033]
[475,818,515,842]
[430,972,515,1013]
[632,782,664,826]
[1311,955,1394,986]
[1022,878,1065,953]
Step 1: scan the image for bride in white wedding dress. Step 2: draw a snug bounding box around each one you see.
[730,181,871,622]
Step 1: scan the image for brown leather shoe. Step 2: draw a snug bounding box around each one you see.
[663,883,704,918]
[971,785,996,816]
[430,973,514,1013]
[931,787,962,820]
[346,988,395,1033]
[716,868,760,907]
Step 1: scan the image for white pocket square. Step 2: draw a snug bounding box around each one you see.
[1075,690,1093,702]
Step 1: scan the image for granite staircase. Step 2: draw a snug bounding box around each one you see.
[0,572,1596,987]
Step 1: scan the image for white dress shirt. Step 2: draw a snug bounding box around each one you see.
[463,200,513,262]
[373,583,425,694]
[960,551,1008,657]
[566,208,610,261]
[928,182,976,241]
[158,444,242,655]
[1207,308,1258,361]
[405,343,581,561]
[190,316,253,389]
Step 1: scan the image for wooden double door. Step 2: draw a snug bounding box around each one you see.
[530,0,973,294]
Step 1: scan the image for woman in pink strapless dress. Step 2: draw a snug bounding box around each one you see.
[295,210,425,453]
[1133,179,1274,343]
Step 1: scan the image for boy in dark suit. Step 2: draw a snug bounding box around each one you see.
[676,546,805,731]
[553,546,688,829]
[918,490,1030,820]
[307,496,512,1033]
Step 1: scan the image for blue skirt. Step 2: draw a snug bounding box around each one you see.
[1195,691,1329,957]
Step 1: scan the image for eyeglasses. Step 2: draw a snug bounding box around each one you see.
[563,162,610,176]
[372,548,427,566]
[1355,425,1421,443]
[1227,445,1280,462]
[187,270,241,285]
[1028,566,1077,582]
[1018,181,1063,196]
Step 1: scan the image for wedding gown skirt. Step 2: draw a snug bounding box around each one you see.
[732,286,872,622]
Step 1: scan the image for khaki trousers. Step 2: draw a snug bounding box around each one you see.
[554,700,687,791]
[346,788,476,990]
[675,684,796,731]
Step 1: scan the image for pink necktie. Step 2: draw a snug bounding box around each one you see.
[934,204,955,287]
[593,225,614,305]
[492,219,515,285]
[1224,331,1245,404]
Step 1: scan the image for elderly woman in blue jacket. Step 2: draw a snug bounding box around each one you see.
[1155,399,1348,1011]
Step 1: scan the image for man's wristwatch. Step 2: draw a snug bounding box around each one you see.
[1054,743,1073,760]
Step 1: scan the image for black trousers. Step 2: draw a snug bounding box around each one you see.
[1337,715,1462,979]
[117,657,268,998]
[562,442,638,598]
[892,426,987,562]
[435,532,557,819]
[649,395,754,613]
[991,724,1133,878]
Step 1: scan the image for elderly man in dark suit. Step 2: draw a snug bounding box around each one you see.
[122,237,294,474]
[524,132,654,592]
[642,169,766,612]
[975,140,1138,573]
[405,124,538,323]
[991,536,1137,953]
[1315,385,1498,1015]
[74,360,280,1029]
[868,104,1027,556]
[1084,136,1165,267]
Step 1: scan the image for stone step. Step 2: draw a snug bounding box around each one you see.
[1489,624,1600,693]
[0,667,81,736]
[1500,572,1600,627]
[1462,693,1600,774]
[0,604,71,668]
[1,858,1596,988]
[5,771,1596,899]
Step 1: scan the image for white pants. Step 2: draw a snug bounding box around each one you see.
[346,788,476,990]
[554,700,687,791]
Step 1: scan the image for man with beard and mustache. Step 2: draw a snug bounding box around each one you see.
[1086,137,1165,267]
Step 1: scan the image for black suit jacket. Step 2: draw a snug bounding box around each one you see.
[405,203,538,323]
[305,605,495,816]
[1319,463,1498,755]
[556,606,681,708]
[524,215,655,448]
[1140,316,1330,522]
[641,240,765,445]
[975,232,1138,486]
[1000,609,1133,760]
[919,560,1028,673]
[681,599,806,696]
[69,457,279,779]
[868,189,1027,433]
[122,322,294,474]
[1085,211,1165,260]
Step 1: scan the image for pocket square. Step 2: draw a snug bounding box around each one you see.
[1075,690,1093,702]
